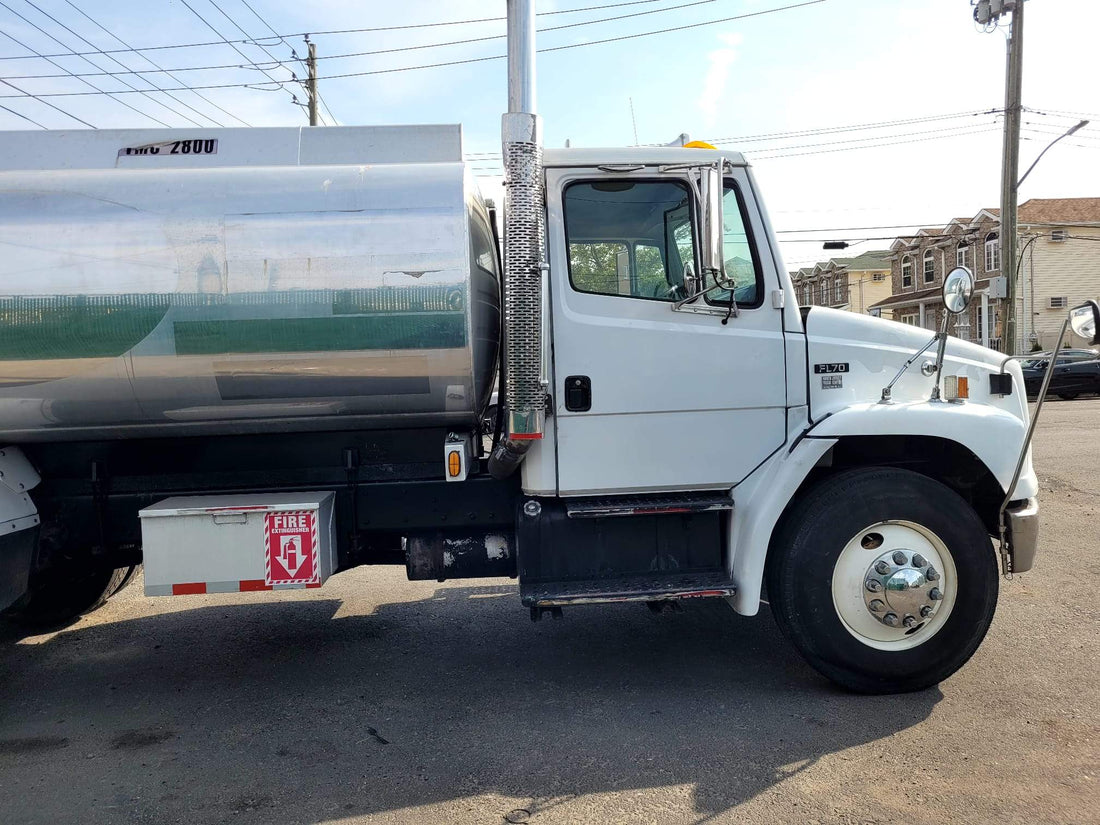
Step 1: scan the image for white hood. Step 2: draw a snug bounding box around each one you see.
[803,307,1028,422]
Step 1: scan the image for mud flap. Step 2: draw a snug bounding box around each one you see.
[0,446,42,610]
[0,526,38,611]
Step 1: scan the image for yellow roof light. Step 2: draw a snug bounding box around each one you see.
[683,140,718,150]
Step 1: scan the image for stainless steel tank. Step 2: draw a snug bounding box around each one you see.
[0,126,501,440]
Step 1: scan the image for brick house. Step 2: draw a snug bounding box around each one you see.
[869,198,1100,352]
[790,250,893,316]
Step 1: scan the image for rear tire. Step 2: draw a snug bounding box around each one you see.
[766,467,998,694]
[4,564,138,630]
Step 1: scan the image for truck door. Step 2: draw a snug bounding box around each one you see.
[547,166,788,496]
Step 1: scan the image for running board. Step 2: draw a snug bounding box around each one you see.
[521,572,736,607]
[564,491,734,519]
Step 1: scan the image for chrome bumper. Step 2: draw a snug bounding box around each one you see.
[1005,497,1040,573]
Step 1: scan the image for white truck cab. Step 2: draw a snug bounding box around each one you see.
[2,0,1095,694]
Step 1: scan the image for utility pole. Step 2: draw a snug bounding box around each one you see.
[307,38,318,127]
[996,0,1024,354]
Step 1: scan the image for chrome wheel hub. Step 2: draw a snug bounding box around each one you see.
[831,520,958,652]
[862,548,944,632]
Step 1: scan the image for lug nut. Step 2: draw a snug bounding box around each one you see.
[865,579,882,593]
[868,599,885,613]
[929,587,943,601]
[912,554,926,568]
[920,605,934,618]
[926,567,940,582]
[882,613,900,627]
[523,500,542,518]
[874,560,891,575]
[892,551,908,566]
[903,615,918,629]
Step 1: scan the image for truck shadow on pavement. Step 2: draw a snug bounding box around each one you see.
[0,584,941,824]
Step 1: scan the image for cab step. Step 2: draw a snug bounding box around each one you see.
[564,491,734,519]
[521,571,736,607]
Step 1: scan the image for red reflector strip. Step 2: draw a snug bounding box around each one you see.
[509,432,543,440]
[238,579,272,592]
[306,582,322,589]
[172,582,207,595]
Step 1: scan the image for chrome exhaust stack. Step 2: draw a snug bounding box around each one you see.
[490,0,546,478]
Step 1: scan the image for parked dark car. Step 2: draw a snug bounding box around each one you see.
[1022,353,1100,399]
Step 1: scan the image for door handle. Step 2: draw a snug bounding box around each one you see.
[564,376,592,411]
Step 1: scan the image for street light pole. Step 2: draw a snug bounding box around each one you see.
[1017,119,1090,188]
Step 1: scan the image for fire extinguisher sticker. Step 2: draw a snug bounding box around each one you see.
[264,511,319,585]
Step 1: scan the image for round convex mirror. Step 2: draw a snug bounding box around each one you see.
[1069,299,1100,345]
[942,266,974,314]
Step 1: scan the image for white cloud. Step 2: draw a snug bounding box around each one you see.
[698,32,743,128]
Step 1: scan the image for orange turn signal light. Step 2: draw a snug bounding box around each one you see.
[944,375,969,401]
[447,450,461,478]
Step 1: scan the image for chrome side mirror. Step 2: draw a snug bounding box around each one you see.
[942,266,974,314]
[1069,299,1100,345]
[699,161,726,289]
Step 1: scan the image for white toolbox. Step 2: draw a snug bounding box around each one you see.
[139,492,336,596]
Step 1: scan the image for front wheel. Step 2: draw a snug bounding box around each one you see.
[766,467,998,694]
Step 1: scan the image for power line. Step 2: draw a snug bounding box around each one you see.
[467,109,1001,161]
[0,0,685,62]
[752,121,1000,158]
[60,0,246,126]
[240,0,332,123]
[3,0,731,82]
[0,1,170,126]
[0,100,45,128]
[0,77,95,127]
[0,0,829,98]
[754,126,1000,161]
[472,123,1003,176]
[178,0,305,118]
[15,0,211,127]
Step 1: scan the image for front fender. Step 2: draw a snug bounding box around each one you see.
[806,400,1037,500]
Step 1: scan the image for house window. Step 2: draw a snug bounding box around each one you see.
[900,313,918,326]
[923,251,935,284]
[957,243,969,269]
[872,272,885,282]
[803,284,810,305]
[834,279,844,303]
[985,233,1000,272]
[902,256,913,288]
[820,278,829,305]
[976,303,996,344]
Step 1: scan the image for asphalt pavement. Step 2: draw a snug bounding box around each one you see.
[1,398,1097,825]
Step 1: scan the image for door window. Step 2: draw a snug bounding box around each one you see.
[563,178,763,307]
[564,180,695,302]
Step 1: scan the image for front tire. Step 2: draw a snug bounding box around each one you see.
[766,467,998,694]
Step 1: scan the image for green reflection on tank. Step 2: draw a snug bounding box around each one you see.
[174,313,466,355]
[0,296,170,360]
[0,286,467,361]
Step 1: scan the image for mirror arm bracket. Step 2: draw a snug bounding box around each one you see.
[929,312,952,401]
[879,334,940,404]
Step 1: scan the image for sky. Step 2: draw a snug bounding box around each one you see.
[0,0,1095,270]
